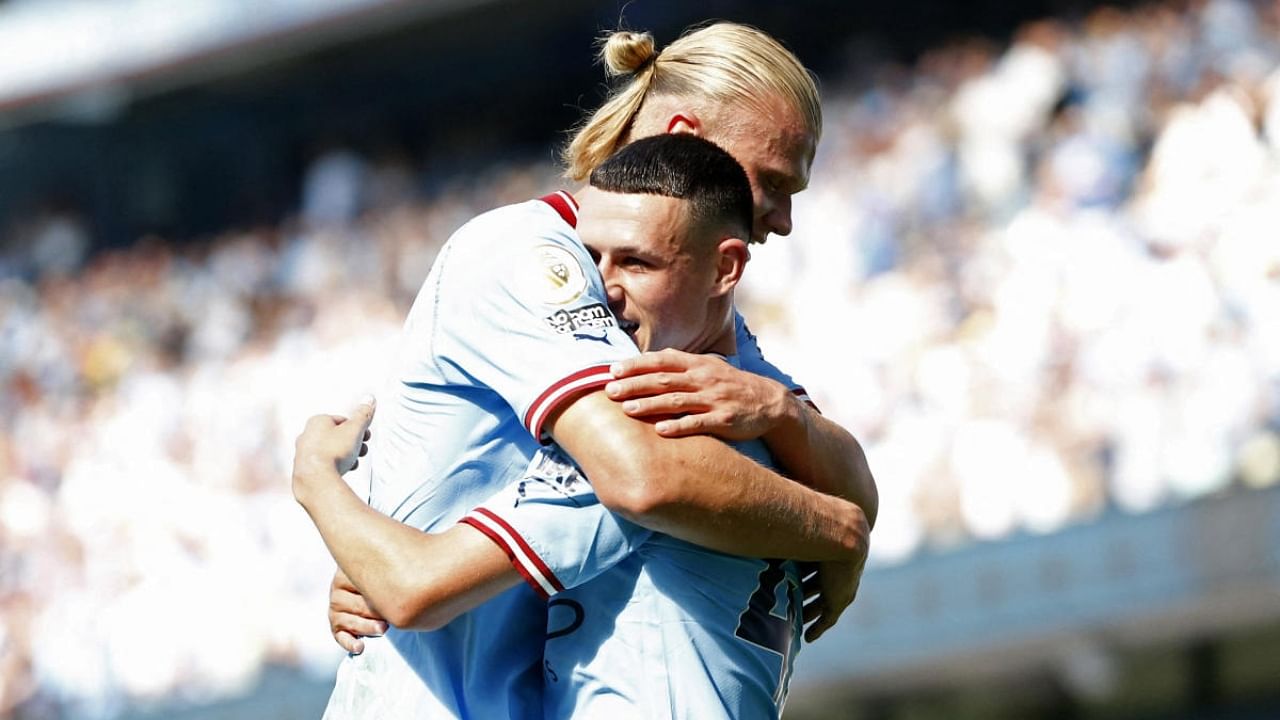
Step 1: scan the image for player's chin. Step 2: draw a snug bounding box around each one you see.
[619,321,642,348]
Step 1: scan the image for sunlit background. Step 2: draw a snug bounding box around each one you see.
[1,0,1278,718]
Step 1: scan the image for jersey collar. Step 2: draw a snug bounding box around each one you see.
[537,191,579,228]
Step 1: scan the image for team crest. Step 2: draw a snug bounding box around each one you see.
[532,245,587,305]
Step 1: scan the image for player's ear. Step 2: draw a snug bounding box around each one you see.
[711,237,749,297]
[666,110,703,136]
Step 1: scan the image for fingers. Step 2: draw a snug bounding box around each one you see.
[653,414,717,438]
[805,613,837,643]
[606,372,696,402]
[330,571,387,626]
[609,349,695,379]
[618,392,708,418]
[805,588,854,643]
[331,609,388,638]
[333,568,357,593]
[335,630,365,655]
[801,574,821,602]
[331,584,382,621]
[329,568,385,653]
[802,596,823,625]
[350,395,376,432]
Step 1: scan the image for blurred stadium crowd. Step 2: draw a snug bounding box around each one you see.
[2,0,1279,715]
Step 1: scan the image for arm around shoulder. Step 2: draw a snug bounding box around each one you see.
[764,396,879,529]
[546,389,868,561]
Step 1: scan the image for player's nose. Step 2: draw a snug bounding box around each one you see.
[606,284,625,310]
[764,195,793,238]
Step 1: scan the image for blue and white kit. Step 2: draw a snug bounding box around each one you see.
[463,351,814,720]
[324,192,638,720]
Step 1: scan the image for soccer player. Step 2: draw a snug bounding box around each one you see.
[309,23,876,720]
[296,133,841,718]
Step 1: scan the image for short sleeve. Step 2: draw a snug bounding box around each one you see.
[433,200,639,440]
[459,448,652,599]
[733,310,817,411]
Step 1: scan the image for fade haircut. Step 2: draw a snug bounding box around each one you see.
[589,134,753,244]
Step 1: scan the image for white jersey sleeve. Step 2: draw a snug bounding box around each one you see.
[425,193,639,440]
[460,447,652,599]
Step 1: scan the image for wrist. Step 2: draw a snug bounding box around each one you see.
[291,456,341,506]
[762,386,806,445]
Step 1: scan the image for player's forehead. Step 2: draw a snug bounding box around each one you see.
[577,188,690,254]
[713,101,815,192]
[757,129,814,193]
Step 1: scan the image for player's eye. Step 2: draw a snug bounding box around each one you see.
[622,256,651,269]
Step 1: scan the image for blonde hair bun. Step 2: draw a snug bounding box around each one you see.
[601,31,657,77]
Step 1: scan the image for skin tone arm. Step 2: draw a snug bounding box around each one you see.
[319,387,871,647]
[546,389,868,561]
[604,349,879,640]
[292,400,522,632]
[606,349,878,525]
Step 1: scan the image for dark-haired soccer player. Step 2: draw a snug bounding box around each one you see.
[297,135,861,718]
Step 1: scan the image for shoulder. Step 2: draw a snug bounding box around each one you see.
[439,197,595,302]
[449,198,578,257]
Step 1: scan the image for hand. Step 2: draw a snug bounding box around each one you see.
[329,568,388,655]
[292,397,375,504]
[606,349,792,441]
[800,555,865,643]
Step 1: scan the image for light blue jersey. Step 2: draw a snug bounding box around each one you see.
[324,192,639,719]
[463,352,812,720]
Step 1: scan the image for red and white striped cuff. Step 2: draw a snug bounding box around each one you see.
[523,364,615,441]
[460,507,565,600]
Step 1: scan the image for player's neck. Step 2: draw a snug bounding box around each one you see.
[704,331,736,357]
[700,303,737,357]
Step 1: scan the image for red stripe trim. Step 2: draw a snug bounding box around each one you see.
[791,387,819,413]
[459,516,550,600]
[523,364,614,441]
[538,191,578,228]
[474,507,565,593]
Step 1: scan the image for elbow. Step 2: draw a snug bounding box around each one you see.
[591,452,680,524]
[378,583,456,632]
[861,483,880,532]
[847,441,879,531]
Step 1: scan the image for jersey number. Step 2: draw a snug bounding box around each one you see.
[734,559,795,658]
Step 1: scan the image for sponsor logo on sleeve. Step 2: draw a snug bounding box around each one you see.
[543,302,616,335]
[517,448,589,502]
[531,244,588,305]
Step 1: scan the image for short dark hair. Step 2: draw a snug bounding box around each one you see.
[588,134,753,243]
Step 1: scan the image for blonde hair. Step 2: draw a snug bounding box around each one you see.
[562,23,822,181]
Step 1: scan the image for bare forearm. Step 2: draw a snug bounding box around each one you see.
[294,470,517,628]
[550,392,866,561]
[627,435,870,560]
[764,399,879,528]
